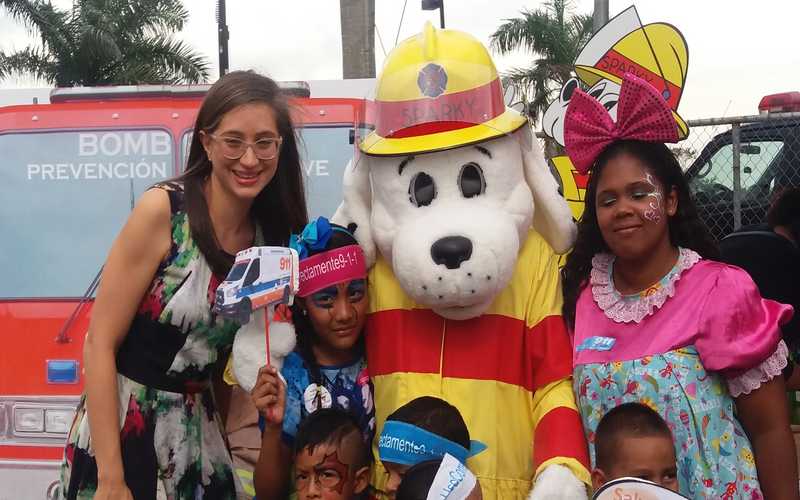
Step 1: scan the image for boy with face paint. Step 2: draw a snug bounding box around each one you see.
[293,408,371,500]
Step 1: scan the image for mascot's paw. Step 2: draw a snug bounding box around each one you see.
[232,306,296,393]
[528,464,588,500]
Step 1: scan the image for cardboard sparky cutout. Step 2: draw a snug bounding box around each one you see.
[334,22,590,500]
[215,246,299,392]
[543,5,689,220]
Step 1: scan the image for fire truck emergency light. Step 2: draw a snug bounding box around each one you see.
[758,92,800,114]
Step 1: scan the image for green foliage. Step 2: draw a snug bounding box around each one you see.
[0,0,209,86]
[490,0,592,124]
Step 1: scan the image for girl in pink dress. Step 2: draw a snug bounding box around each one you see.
[561,74,797,499]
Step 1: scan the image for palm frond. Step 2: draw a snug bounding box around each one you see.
[33,2,76,58]
[1,0,46,32]
[490,0,590,124]
[491,10,554,56]
[2,0,209,86]
[0,46,57,83]
[116,0,188,38]
[502,63,557,124]
[118,35,210,84]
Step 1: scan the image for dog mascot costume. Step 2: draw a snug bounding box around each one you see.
[334,23,591,499]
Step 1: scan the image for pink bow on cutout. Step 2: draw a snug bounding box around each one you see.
[564,73,680,174]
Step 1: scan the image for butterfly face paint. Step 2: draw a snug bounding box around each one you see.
[642,173,664,223]
[295,448,352,498]
[295,430,367,500]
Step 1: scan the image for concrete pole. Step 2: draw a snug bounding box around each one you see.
[593,0,609,33]
[340,0,376,79]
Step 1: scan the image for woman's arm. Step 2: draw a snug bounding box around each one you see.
[252,365,292,500]
[785,363,800,391]
[736,376,800,500]
[83,188,172,496]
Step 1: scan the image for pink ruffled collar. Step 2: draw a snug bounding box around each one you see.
[590,247,702,323]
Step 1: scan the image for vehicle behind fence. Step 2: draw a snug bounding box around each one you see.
[681,109,800,241]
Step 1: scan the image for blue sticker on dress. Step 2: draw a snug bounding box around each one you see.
[577,336,616,352]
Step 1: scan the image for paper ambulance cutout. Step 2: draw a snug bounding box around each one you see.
[542,5,689,220]
[592,478,689,500]
[214,246,299,325]
[216,246,300,392]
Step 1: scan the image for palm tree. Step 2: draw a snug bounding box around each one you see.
[490,0,592,124]
[0,0,209,86]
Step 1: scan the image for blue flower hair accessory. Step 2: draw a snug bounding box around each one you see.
[289,217,333,259]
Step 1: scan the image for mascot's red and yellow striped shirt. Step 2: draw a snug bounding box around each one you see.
[366,230,590,499]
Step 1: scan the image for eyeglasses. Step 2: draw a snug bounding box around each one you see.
[295,469,345,491]
[206,133,283,160]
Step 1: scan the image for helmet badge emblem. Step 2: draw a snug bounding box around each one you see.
[417,63,448,98]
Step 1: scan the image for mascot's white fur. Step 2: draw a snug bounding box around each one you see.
[339,127,574,320]
[334,126,587,499]
[231,307,295,393]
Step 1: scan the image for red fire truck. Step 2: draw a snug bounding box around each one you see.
[0,79,372,499]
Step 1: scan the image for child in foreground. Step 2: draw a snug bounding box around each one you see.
[292,408,371,500]
[591,403,678,492]
[396,454,482,500]
[377,396,486,499]
[252,218,374,499]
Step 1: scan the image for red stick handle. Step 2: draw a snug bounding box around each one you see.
[264,306,271,366]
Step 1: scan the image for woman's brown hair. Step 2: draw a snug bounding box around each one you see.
[178,70,308,276]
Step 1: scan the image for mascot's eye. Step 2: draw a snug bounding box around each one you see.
[589,82,606,99]
[603,99,618,111]
[562,78,579,101]
[409,172,436,207]
[458,163,486,198]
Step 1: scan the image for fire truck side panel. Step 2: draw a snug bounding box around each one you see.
[0,301,88,395]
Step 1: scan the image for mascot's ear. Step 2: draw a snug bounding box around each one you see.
[518,126,577,254]
[331,158,376,267]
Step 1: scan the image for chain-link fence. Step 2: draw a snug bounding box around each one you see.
[678,112,800,241]
[538,112,800,242]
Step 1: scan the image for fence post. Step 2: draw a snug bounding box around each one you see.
[731,122,742,231]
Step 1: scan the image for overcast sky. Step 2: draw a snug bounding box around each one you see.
[2,0,799,121]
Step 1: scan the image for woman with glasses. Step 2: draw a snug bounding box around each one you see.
[59,70,308,500]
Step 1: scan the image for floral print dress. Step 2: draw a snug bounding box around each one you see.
[572,248,792,499]
[59,183,247,500]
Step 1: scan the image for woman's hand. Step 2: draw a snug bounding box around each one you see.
[251,365,286,429]
[94,478,134,500]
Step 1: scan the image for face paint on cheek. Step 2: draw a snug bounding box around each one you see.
[317,451,351,494]
[642,173,664,223]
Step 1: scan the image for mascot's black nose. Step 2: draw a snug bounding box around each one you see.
[431,236,473,269]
